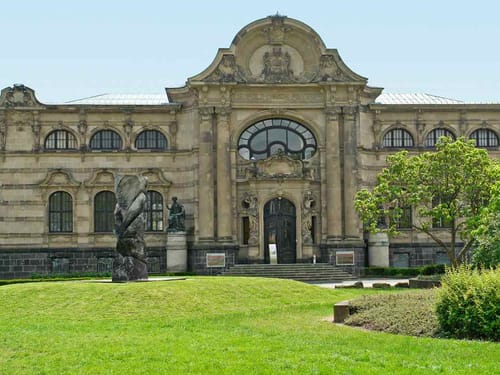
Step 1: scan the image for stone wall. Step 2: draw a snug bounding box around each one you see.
[0,247,166,279]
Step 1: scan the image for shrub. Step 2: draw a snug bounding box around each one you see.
[420,264,446,276]
[435,266,500,341]
[364,267,421,277]
[345,289,439,337]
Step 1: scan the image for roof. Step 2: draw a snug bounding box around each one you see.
[63,92,495,106]
[374,93,464,105]
[65,93,170,105]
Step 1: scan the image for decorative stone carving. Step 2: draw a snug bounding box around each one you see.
[262,14,291,44]
[317,55,348,82]
[113,175,148,282]
[8,110,33,132]
[0,84,41,108]
[260,47,294,83]
[302,191,317,244]
[38,169,81,200]
[416,111,426,136]
[255,150,303,178]
[0,111,6,151]
[122,112,134,150]
[241,192,258,245]
[207,55,246,83]
[31,112,41,151]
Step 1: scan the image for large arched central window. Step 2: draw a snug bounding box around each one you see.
[238,118,317,161]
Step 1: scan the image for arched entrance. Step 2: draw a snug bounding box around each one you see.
[264,198,296,263]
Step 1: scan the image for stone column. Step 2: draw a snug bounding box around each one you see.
[325,108,343,240]
[215,107,232,241]
[343,106,361,239]
[198,107,215,241]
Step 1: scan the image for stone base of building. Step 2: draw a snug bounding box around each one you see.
[320,241,367,276]
[188,242,238,275]
[0,247,166,279]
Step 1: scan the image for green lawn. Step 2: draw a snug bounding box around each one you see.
[0,277,498,374]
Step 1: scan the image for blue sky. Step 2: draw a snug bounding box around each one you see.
[1,1,499,103]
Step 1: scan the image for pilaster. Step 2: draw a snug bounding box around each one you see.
[215,107,233,241]
[197,106,215,241]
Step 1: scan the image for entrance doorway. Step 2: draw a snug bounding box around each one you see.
[264,198,296,263]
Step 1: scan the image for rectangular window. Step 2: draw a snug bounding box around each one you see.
[311,216,317,244]
[395,206,412,229]
[242,217,250,245]
[336,251,355,266]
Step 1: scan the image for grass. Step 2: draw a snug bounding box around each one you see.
[0,277,498,374]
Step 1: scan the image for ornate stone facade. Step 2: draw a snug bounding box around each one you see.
[0,16,499,278]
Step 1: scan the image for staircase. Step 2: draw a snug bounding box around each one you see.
[221,263,356,283]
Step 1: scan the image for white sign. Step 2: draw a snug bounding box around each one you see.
[269,244,278,265]
[206,253,226,268]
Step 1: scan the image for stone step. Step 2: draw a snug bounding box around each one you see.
[221,263,355,282]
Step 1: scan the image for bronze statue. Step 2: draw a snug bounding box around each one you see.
[113,175,148,282]
[167,196,185,232]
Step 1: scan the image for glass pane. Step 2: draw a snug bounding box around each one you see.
[250,131,267,152]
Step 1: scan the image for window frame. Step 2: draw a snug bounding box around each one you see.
[94,191,117,233]
[238,118,317,161]
[44,130,77,150]
[469,128,499,148]
[89,129,123,150]
[382,128,414,148]
[48,191,73,233]
[135,130,168,150]
[424,128,456,148]
[145,190,164,232]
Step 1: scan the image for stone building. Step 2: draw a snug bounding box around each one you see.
[0,15,499,278]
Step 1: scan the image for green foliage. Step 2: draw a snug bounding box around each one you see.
[420,264,446,276]
[355,137,500,267]
[364,267,421,277]
[345,289,439,337]
[472,181,500,268]
[436,266,500,341]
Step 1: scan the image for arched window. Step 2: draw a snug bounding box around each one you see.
[135,130,168,150]
[89,130,122,150]
[44,130,77,150]
[94,191,116,233]
[146,190,163,231]
[49,191,73,232]
[424,128,456,147]
[238,118,317,160]
[382,128,414,148]
[469,129,499,148]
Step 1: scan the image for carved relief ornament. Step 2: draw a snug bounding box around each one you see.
[206,55,246,83]
[262,15,291,44]
[241,192,258,245]
[39,169,81,200]
[0,84,40,108]
[255,151,303,178]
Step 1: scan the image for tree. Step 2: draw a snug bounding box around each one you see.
[355,137,500,268]
[472,180,500,268]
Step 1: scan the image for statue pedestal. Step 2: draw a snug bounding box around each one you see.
[166,231,187,272]
[368,232,390,267]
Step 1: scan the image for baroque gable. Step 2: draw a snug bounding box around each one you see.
[188,15,367,85]
[0,84,43,108]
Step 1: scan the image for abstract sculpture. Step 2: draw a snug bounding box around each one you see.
[112,175,148,282]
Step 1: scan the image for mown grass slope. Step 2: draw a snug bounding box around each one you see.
[0,277,498,374]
